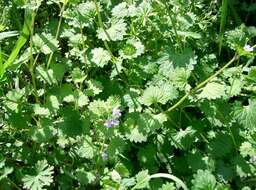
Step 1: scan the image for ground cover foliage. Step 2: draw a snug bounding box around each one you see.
[0,0,256,189]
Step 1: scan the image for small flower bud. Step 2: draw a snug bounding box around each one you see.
[101,152,108,161]
[112,107,121,117]
[243,44,254,52]
[104,119,120,128]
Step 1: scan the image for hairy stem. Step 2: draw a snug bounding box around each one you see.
[131,173,188,190]
[165,54,239,113]
[7,178,22,190]
[93,0,129,84]
[29,11,40,103]
[162,0,183,50]
[46,2,66,69]
[93,0,115,58]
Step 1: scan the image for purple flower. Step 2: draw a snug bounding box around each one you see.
[111,119,120,126]
[112,107,121,117]
[104,119,120,128]
[244,44,254,52]
[250,155,256,163]
[104,120,113,128]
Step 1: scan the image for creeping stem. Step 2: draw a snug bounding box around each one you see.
[161,0,183,50]
[46,2,66,69]
[165,54,239,113]
[93,0,115,59]
[131,173,188,190]
[93,0,129,84]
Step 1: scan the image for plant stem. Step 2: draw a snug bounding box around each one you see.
[7,178,22,190]
[165,54,239,113]
[219,0,228,55]
[46,2,66,69]
[131,173,188,190]
[93,0,129,84]
[162,0,183,50]
[79,25,88,65]
[3,8,33,70]
[93,0,115,58]
[29,11,40,103]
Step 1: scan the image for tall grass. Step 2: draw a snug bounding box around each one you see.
[3,9,32,70]
[219,0,228,55]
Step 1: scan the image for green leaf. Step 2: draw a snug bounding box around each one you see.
[58,107,86,137]
[169,67,191,89]
[107,137,126,156]
[3,8,33,69]
[137,144,158,172]
[97,19,127,41]
[159,182,176,190]
[63,1,96,28]
[85,80,103,96]
[124,113,165,143]
[208,133,233,158]
[50,63,66,82]
[177,31,201,39]
[0,168,13,181]
[3,88,26,111]
[119,38,144,59]
[110,170,121,182]
[115,163,130,178]
[191,170,216,190]
[246,68,256,83]
[88,99,109,118]
[140,84,177,106]
[232,99,256,129]
[187,151,207,172]
[111,2,128,18]
[22,160,54,190]
[199,100,232,126]
[227,78,243,97]
[122,88,142,112]
[36,64,66,85]
[71,67,86,83]
[47,95,60,113]
[239,142,256,157]
[125,126,147,143]
[134,170,149,189]
[120,178,136,188]
[75,168,96,185]
[91,47,111,67]
[76,139,95,159]
[173,126,196,150]
[216,160,235,182]
[29,119,56,143]
[159,47,197,72]
[232,156,252,178]
[198,81,226,100]
[34,104,50,117]
[75,90,89,108]
[0,31,18,41]
[225,24,254,51]
[33,32,59,54]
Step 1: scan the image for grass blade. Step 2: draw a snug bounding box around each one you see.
[0,45,3,78]
[219,0,228,55]
[3,9,33,70]
[0,31,18,41]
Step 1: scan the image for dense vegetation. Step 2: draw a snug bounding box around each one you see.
[0,0,256,189]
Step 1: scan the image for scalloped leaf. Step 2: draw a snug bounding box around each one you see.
[198,82,226,100]
[233,99,256,130]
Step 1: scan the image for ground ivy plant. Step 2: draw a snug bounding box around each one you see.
[0,0,256,189]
